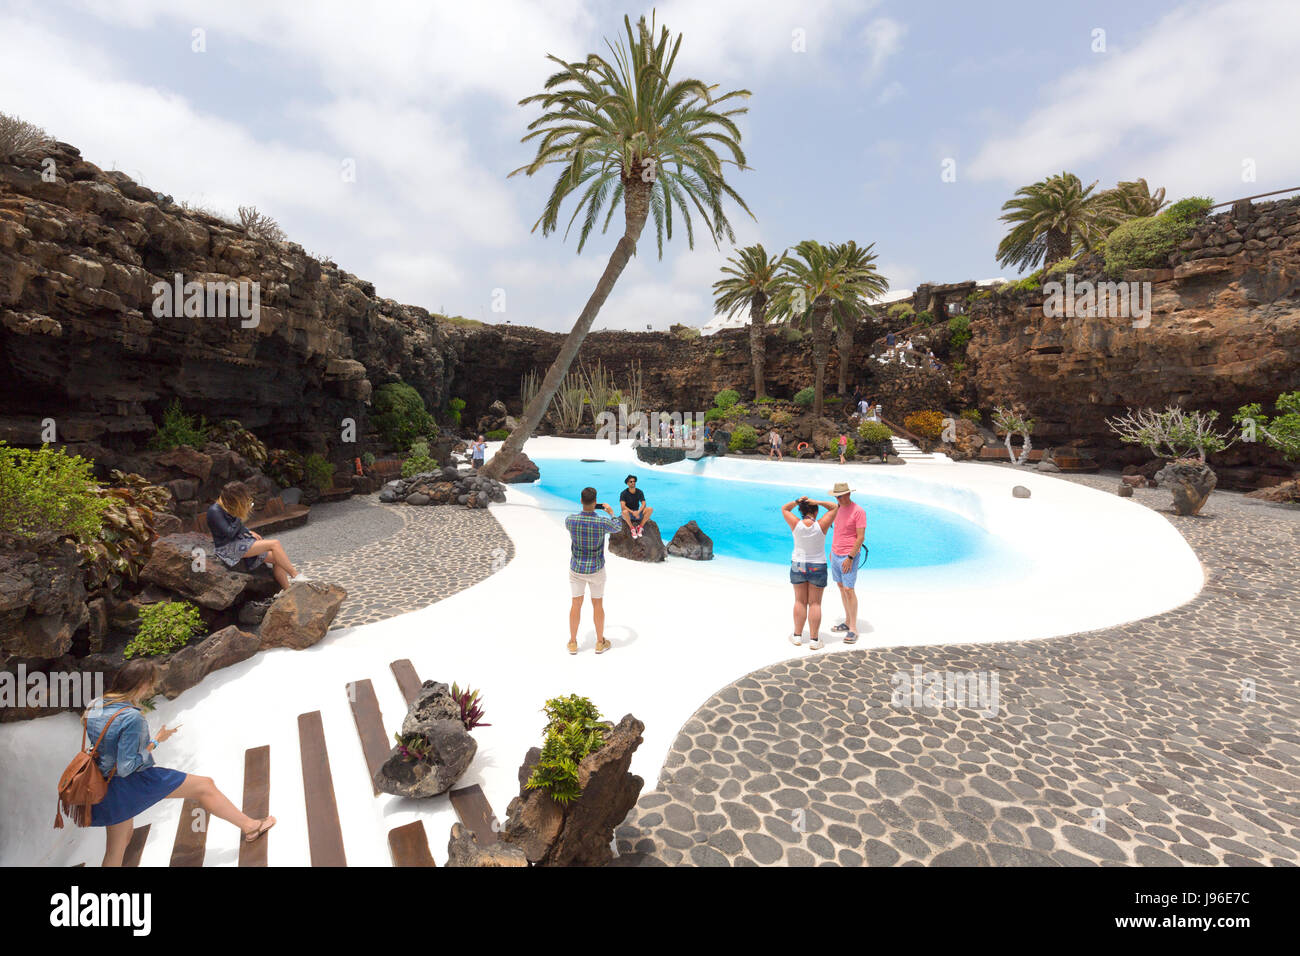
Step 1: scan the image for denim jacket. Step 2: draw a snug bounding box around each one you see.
[83,699,155,778]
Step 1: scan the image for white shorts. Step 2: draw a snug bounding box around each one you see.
[569,567,607,599]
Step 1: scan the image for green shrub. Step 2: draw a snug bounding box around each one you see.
[913,310,935,326]
[361,451,376,467]
[722,403,748,421]
[999,271,1044,294]
[125,600,203,659]
[1043,256,1077,278]
[447,397,466,426]
[728,424,758,452]
[485,428,509,441]
[208,419,267,466]
[77,471,171,592]
[948,314,972,351]
[783,326,804,343]
[904,410,944,440]
[858,421,893,444]
[704,406,726,423]
[525,694,608,805]
[401,440,438,477]
[264,448,305,488]
[959,408,983,424]
[1236,391,1300,461]
[951,360,967,374]
[754,406,771,419]
[372,382,436,450]
[755,396,775,405]
[887,302,915,319]
[713,388,741,409]
[843,437,857,458]
[148,400,209,451]
[793,387,815,408]
[0,442,108,545]
[303,453,335,491]
[770,410,794,428]
[1103,199,1211,277]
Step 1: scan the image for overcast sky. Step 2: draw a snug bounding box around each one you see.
[3,0,1298,331]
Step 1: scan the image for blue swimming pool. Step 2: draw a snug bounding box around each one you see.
[527,458,1001,570]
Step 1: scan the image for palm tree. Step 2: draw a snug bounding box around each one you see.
[1096,178,1168,229]
[996,172,1107,273]
[828,241,889,396]
[711,244,787,399]
[480,14,753,479]
[769,241,869,419]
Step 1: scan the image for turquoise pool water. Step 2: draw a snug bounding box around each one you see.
[527,458,999,570]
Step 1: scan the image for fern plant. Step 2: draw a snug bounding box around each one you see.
[525,694,608,805]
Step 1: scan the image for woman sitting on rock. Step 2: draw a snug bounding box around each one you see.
[81,660,275,866]
[207,480,308,589]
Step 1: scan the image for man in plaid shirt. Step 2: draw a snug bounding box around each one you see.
[564,486,623,656]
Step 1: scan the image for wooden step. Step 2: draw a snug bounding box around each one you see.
[449,784,499,845]
[169,798,208,867]
[347,679,391,796]
[387,821,436,867]
[238,745,271,868]
[298,711,347,867]
[122,824,150,868]
[390,659,423,708]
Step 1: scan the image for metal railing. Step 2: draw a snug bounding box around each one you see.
[1210,186,1300,209]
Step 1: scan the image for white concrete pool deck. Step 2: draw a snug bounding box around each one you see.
[0,437,1204,867]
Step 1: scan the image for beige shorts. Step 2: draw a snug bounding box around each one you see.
[569,567,607,599]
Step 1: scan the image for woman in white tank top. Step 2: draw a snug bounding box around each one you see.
[781,495,839,650]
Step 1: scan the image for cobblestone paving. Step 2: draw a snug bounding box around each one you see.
[613,472,1300,867]
[285,496,514,629]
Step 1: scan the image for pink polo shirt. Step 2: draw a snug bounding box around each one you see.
[831,500,866,555]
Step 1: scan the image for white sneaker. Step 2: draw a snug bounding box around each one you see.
[290,573,311,583]
[788,633,803,647]
[809,637,824,650]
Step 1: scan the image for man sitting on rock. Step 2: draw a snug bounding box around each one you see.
[564,486,624,655]
[619,474,654,539]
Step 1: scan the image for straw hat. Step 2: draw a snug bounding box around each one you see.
[830,481,855,496]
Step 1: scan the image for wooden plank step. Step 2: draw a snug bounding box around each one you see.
[238,745,271,868]
[347,679,390,796]
[390,659,423,708]
[449,784,499,845]
[298,711,347,867]
[122,824,150,868]
[387,821,436,867]
[169,798,208,867]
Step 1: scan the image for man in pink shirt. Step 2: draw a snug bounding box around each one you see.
[828,481,866,643]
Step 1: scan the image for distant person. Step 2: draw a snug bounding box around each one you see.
[857,397,870,417]
[838,432,849,464]
[563,486,623,655]
[886,331,896,352]
[619,474,653,539]
[768,427,783,460]
[828,481,867,644]
[79,660,275,866]
[782,495,838,649]
[208,481,307,590]
[471,435,486,469]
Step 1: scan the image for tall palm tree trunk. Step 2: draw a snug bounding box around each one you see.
[811,298,832,418]
[836,313,855,395]
[1045,227,1070,268]
[481,178,651,479]
[748,291,767,400]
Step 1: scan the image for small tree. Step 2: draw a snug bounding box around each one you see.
[0,112,53,157]
[1106,407,1234,462]
[992,406,1035,465]
[237,205,286,243]
[1235,392,1300,462]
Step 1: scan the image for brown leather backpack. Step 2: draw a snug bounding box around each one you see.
[54,707,126,829]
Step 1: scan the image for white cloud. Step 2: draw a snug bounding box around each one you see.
[967,0,1300,199]
[861,17,906,82]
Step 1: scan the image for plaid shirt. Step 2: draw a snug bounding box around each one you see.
[565,510,624,573]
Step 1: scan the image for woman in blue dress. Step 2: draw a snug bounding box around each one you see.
[207,481,308,590]
[83,660,275,866]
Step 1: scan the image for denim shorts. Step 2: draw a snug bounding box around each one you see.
[789,561,828,588]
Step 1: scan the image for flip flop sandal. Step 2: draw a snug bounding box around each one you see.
[831,623,850,632]
[244,817,276,842]
[844,632,859,644]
